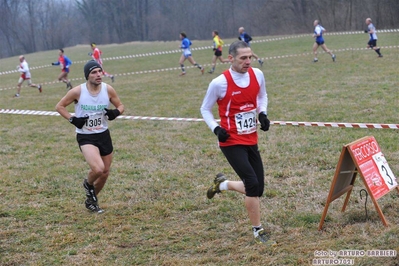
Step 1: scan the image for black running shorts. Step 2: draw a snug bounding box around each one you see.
[220,144,265,197]
[76,129,113,156]
[214,50,222,57]
[368,39,377,47]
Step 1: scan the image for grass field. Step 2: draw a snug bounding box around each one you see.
[1,31,399,265]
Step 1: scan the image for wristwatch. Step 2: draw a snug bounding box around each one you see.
[69,116,74,123]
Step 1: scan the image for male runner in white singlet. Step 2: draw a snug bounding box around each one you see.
[56,60,124,213]
[15,55,42,97]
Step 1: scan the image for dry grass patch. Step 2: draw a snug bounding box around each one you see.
[1,32,399,265]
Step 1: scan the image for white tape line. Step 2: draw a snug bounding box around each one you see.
[1,109,398,129]
[272,121,399,129]
[1,44,398,92]
[1,29,398,76]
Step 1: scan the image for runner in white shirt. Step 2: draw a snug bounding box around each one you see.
[365,18,383,57]
[55,60,124,213]
[15,55,42,97]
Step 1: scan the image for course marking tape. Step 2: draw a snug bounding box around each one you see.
[272,121,399,129]
[1,109,398,129]
[1,29,398,76]
[1,44,398,93]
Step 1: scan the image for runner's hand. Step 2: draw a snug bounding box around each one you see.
[213,126,230,142]
[104,108,120,121]
[258,113,270,131]
[70,116,88,129]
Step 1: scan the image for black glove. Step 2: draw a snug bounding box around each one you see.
[69,116,88,129]
[104,108,120,121]
[88,52,93,56]
[258,113,270,131]
[364,29,368,33]
[51,63,55,65]
[213,126,230,142]
[238,37,241,40]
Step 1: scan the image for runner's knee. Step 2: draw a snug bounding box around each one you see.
[245,179,263,197]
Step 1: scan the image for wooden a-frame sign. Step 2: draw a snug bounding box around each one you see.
[318,136,399,230]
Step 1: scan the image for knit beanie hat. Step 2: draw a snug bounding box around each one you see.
[84,60,102,80]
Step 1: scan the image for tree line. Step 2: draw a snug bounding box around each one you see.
[0,0,398,59]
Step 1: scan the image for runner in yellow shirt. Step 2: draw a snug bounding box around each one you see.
[208,30,230,74]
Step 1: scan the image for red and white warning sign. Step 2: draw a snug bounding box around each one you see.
[349,136,397,200]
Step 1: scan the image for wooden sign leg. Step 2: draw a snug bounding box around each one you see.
[341,172,357,212]
[371,196,388,226]
[318,201,330,231]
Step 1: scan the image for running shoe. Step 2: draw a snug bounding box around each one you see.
[179,72,186,76]
[83,179,97,202]
[254,229,277,246]
[85,199,104,214]
[206,173,227,199]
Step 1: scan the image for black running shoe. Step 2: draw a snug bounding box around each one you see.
[85,199,104,213]
[83,179,97,202]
